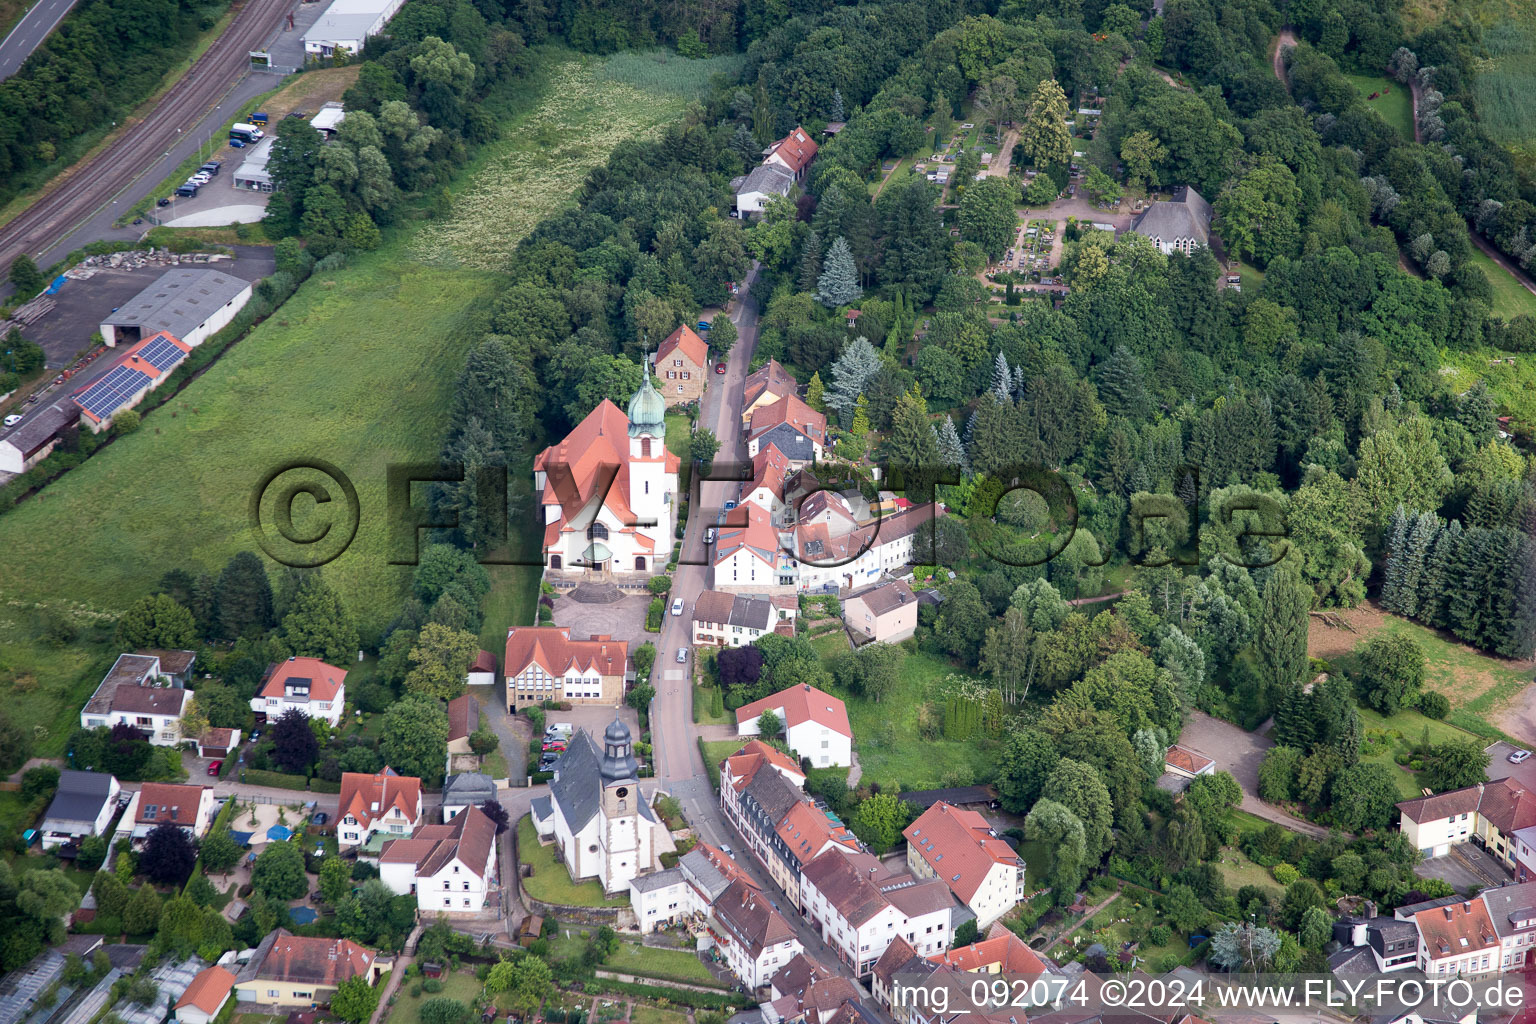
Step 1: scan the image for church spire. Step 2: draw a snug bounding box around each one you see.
[627,335,666,438]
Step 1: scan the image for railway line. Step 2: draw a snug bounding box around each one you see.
[0,0,293,272]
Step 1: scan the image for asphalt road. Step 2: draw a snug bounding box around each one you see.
[0,0,295,286]
[0,0,78,81]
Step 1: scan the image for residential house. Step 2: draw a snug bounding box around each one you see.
[530,718,674,893]
[712,879,804,989]
[713,502,794,593]
[872,923,1053,1023]
[795,503,941,594]
[794,490,857,534]
[250,657,347,727]
[843,580,917,644]
[747,395,826,468]
[1480,881,1536,972]
[134,649,197,686]
[504,627,629,711]
[741,446,793,525]
[125,783,215,842]
[743,360,799,427]
[534,379,678,580]
[79,652,191,745]
[196,728,242,759]
[1326,916,1419,974]
[442,772,497,821]
[233,930,385,1007]
[732,164,796,217]
[654,325,710,404]
[39,770,121,849]
[174,966,236,1024]
[1409,899,1499,975]
[693,589,794,647]
[772,799,862,906]
[761,954,861,1024]
[763,127,818,184]
[902,802,1025,928]
[736,684,853,769]
[337,768,422,848]
[466,650,498,687]
[1397,778,1536,865]
[629,842,754,934]
[379,805,498,914]
[447,693,480,755]
[1129,186,1211,255]
[720,741,806,838]
[799,849,958,978]
[1163,745,1216,779]
[732,758,809,880]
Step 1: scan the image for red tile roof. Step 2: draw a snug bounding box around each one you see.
[1164,744,1214,775]
[471,650,497,673]
[657,325,708,369]
[252,930,376,986]
[736,684,852,738]
[534,400,680,544]
[1414,899,1498,961]
[795,502,940,564]
[723,740,805,793]
[903,802,1022,902]
[447,692,479,743]
[135,783,207,827]
[504,627,629,679]
[801,848,891,926]
[713,501,782,568]
[175,965,236,1014]
[713,878,798,957]
[380,805,497,879]
[258,657,346,702]
[1397,778,1536,835]
[746,446,790,503]
[749,394,826,444]
[744,360,798,409]
[776,801,858,868]
[927,922,1049,974]
[766,127,819,174]
[338,768,421,831]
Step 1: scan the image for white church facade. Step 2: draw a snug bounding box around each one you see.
[530,718,675,894]
[534,373,679,582]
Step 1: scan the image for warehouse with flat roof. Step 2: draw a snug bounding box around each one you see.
[302,0,405,57]
[98,268,252,348]
[233,136,276,192]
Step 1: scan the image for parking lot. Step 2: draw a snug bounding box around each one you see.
[1487,740,1536,789]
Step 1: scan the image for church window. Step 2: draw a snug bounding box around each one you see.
[641,438,652,456]
[588,522,609,540]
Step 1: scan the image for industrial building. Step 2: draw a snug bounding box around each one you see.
[71,331,191,432]
[310,101,347,137]
[232,136,276,192]
[301,0,405,58]
[98,267,252,348]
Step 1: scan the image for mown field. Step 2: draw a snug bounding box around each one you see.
[415,49,743,271]
[1464,246,1536,321]
[1473,19,1536,149]
[1346,74,1414,139]
[0,49,730,755]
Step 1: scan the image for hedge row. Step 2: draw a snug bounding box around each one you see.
[308,778,341,794]
[583,978,751,1009]
[240,769,309,791]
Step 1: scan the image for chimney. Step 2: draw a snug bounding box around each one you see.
[1445,907,1455,920]
[1464,901,1474,913]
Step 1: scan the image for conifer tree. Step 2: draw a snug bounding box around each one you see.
[1448,526,1493,644]
[937,416,968,472]
[816,236,863,307]
[806,371,826,412]
[1395,512,1439,619]
[1095,345,1152,420]
[1419,520,1462,629]
[1256,569,1310,694]
[826,336,882,417]
[1272,684,1315,756]
[966,393,1015,477]
[1380,505,1410,612]
[1503,534,1536,660]
[990,352,1013,402]
[850,395,871,438]
[829,88,845,122]
[797,231,823,293]
[884,384,941,478]
[1019,78,1074,168]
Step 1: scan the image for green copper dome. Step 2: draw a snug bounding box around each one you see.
[627,369,666,437]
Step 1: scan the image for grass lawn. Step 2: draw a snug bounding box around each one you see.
[518,817,628,907]
[632,1008,692,1024]
[1441,341,1536,432]
[1346,74,1414,138]
[1356,707,1485,799]
[809,631,850,659]
[1075,894,1192,967]
[835,648,992,790]
[700,739,742,790]
[1464,246,1536,321]
[665,413,691,458]
[1212,847,1283,897]
[693,682,732,727]
[606,940,723,987]
[385,970,483,1024]
[481,750,510,778]
[5,856,99,897]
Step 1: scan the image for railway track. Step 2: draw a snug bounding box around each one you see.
[0,0,293,269]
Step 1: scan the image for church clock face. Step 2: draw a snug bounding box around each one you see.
[616,786,629,799]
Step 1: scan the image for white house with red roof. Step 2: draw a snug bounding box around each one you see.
[736,683,853,768]
[250,656,347,727]
[504,626,629,711]
[713,502,794,594]
[741,446,792,524]
[653,324,710,405]
[902,802,1025,927]
[379,805,498,914]
[747,394,826,468]
[174,965,236,1024]
[123,782,216,842]
[534,374,678,581]
[763,127,819,183]
[337,768,422,848]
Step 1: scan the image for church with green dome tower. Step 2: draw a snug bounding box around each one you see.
[532,367,680,581]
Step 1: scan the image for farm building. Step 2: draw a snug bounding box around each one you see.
[70,331,191,432]
[0,398,75,474]
[232,137,276,192]
[302,0,406,57]
[98,268,252,348]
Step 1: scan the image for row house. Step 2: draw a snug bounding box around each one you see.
[902,801,1026,928]
[1381,885,1536,977]
[712,879,804,989]
[1397,778,1536,867]
[743,360,799,428]
[1405,897,1500,976]
[747,395,826,470]
[799,848,961,979]
[761,954,862,1024]
[721,741,807,833]
[713,501,796,593]
[871,923,1053,1024]
[629,842,750,932]
[742,446,792,525]
[693,589,795,647]
[796,503,941,594]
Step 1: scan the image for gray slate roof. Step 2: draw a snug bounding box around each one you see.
[1130,186,1211,247]
[680,847,735,902]
[743,765,802,827]
[733,163,795,198]
[443,772,497,806]
[1483,880,1536,938]
[531,795,552,821]
[101,268,250,340]
[43,770,117,827]
[549,729,605,833]
[630,866,685,893]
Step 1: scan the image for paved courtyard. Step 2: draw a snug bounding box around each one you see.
[1416,842,1511,893]
[552,593,653,657]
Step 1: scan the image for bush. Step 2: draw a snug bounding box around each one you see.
[1418,692,1451,720]
[422,978,444,993]
[1272,863,1299,885]
[647,576,673,594]
[239,769,309,790]
[1148,925,1172,945]
[112,409,141,434]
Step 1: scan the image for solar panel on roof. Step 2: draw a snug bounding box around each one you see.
[137,335,184,373]
[76,364,152,419]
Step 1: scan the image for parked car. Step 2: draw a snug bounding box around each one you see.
[157,197,171,207]
[697,320,711,331]
[206,760,222,776]
[200,161,221,176]
[188,173,211,185]
[705,527,716,544]
[715,363,726,374]
[724,500,737,510]
[174,184,199,198]
[312,812,329,826]
[720,844,734,858]
[1511,750,1532,764]
[676,647,688,663]
[670,598,684,616]
[543,742,566,753]
[229,139,246,148]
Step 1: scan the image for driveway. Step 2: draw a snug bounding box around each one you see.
[1178,711,1332,839]
[1486,741,1536,789]
[1416,843,1510,893]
